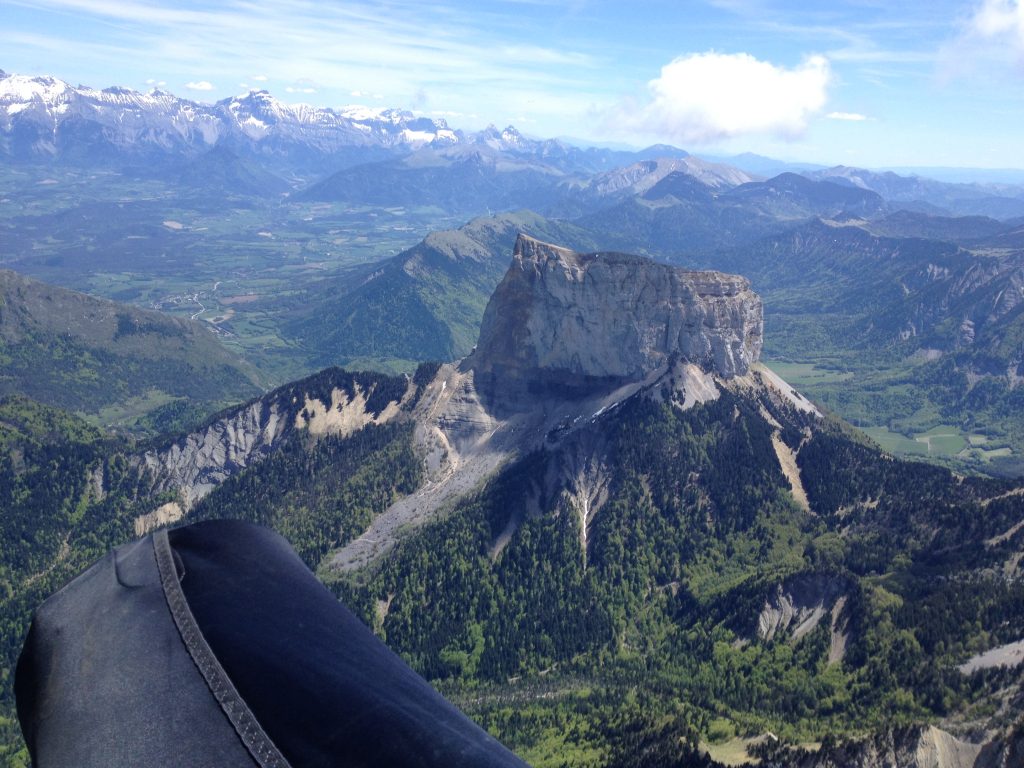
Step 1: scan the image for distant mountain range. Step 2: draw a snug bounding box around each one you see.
[0,70,680,179]
[0,70,460,164]
[806,166,1024,220]
[7,68,1024,221]
[5,66,1024,478]
[710,216,1024,358]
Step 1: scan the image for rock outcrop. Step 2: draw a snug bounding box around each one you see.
[780,725,988,768]
[756,573,850,662]
[138,397,293,509]
[467,234,762,410]
[333,237,798,571]
[135,369,410,511]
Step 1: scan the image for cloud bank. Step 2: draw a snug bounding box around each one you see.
[617,52,831,144]
[184,80,215,91]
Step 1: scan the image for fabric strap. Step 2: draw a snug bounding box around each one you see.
[153,529,292,768]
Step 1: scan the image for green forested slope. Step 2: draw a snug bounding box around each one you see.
[0,397,150,765]
[0,378,425,764]
[0,270,262,433]
[324,394,1024,765]
[1,374,1022,765]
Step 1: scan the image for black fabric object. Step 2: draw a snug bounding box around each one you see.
[16,519,530,768]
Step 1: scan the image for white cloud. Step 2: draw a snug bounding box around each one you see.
[826,111,868,121]
[286,86,316,94]
[350,90,364,97]
[942,0,1024,77]
[614,52,830,144]
[184,80,214,91]
[145,78,166,86]
[252,74,268,81]
[968,0,1024,44]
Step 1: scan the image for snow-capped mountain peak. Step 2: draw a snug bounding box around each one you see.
[0,72,74,105]
[500,125,524,146]
[474,123,533,153]
[0,69,469,162]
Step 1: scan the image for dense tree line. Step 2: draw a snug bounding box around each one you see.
[331,393,1024,761]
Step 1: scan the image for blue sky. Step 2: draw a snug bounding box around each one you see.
[3,0,1023,168]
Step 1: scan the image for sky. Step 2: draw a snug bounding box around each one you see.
[2,0,1024,168]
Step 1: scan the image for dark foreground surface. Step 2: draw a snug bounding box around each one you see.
[16,519,528,768]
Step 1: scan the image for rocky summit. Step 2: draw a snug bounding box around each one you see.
[468,234,763,409]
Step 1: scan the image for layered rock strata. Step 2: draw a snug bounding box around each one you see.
[467,234,762,411]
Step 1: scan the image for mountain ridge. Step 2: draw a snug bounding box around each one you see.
[0,70,461,168]
[0,268,261,430]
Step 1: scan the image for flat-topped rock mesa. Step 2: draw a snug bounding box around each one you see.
[467,234,763,408]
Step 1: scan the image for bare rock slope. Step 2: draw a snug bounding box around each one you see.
[131,370,410,533]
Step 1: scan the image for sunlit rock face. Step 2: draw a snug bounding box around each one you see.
[468,234,763,409]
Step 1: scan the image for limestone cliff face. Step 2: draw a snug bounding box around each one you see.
[468,234,762,407]
[134,369,410,515]
[138,398,293,510]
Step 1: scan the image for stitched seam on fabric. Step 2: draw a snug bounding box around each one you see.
[153,529,292,768]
